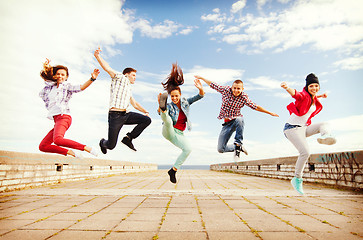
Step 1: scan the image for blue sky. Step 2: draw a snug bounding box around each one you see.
[0,0,362,166]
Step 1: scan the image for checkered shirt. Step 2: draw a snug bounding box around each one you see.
[210,82,257,119]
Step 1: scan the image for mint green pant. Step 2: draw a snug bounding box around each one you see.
[161,112,192,170]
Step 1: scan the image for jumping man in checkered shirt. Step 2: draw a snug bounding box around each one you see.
[94,47,151,154]
[194,75,279,161]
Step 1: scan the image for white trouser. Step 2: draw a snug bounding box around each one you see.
[284,122,330,178]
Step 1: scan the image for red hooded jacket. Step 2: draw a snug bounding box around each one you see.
[287,88,322,126]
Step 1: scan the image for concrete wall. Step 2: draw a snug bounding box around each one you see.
[0,150,157,192]
[210,150,363,190]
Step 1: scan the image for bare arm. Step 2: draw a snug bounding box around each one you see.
[80,69,100,91]
[255,105,279,117]
[280,82,295,97]
[130,97,150,117]
[317,93,328,98]
[94,47,116,78]
[194,75,212,86]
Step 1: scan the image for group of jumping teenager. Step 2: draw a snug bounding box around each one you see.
[39,47,336,195]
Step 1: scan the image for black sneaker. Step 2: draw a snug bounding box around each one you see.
[168,168,177,184]
[234,144,241,162]
[121,136,137,151]
[159,92,168,112]
[99,138,107,154]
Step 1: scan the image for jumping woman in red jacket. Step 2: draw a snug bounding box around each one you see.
[281,73,336,195]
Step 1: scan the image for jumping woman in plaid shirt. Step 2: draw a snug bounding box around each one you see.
[39,59,99,158]
[194,75,278,160]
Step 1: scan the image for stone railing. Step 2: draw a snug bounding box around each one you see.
[210,150,363,190]
[0,150,157,192]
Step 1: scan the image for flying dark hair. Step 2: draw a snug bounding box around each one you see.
[162,63,184,94]
[40,64,69,82]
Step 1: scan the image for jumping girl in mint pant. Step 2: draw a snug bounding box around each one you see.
[158,63,205,183]
[281,73,336,195]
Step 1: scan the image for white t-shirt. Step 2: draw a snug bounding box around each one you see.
[287,104,316,126]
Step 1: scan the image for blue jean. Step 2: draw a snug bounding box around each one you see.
[217,117,244,153]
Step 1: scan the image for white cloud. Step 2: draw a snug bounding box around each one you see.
[333,56,363,71]
[187,65,245,85]
[134,19,181,39]
[201,8,226,22]
[231,0,247,14]
[247,76,282,90]
[202,0,363,70]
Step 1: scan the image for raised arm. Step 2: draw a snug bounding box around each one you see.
[80,69,100,91]
[281,82,295,97]
[255,105,279,117]
[94,47,116,78]
[194,75,212,86]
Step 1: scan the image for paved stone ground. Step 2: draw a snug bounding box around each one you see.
[0,170,362,240]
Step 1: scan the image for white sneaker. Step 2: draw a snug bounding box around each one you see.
[74,151,84,159]
[89,147,98,157]
[317,135,336,145]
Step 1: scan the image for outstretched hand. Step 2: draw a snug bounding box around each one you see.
[91,69,100,79]
[94,47,101,57]
[270,112,279,117]
[194,79,203,90]
[318,93,328,98]
[280,82,288,89]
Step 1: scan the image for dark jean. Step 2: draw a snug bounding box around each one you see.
[103,111,151,150]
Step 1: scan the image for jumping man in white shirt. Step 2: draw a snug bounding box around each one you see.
[94,47,151,154]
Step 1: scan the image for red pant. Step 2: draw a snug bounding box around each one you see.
[39,114,85,156]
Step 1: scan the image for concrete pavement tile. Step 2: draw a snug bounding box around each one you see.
[278,214,338,232]
[202,213,241,222]
[49,230,107,240]
[307,230,362,240]
[208,231,257,239]
[132,208,166,214]
[32,206,70,213]
[166,207,199,214]
[105,231,156,240]
[98,207,134,214]
[164,213,201,222]
[160,220,204,232]
[46,212,90,221]
[204,220,250,232]
[157,231,207,239]
[258,231,312,240]
[7,212,53,220]
[87,213,128,221]
[127,213,163,221]
[244,218,298,232]
[0,219,35,230]
[68,219,120,231]
[20,220,75,230]
[113,220,160,232]
[0,229,58,240]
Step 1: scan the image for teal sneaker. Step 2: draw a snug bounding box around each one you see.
[291,177,304,195]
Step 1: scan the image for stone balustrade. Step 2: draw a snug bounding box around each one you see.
[210,150,363,190]
[0,150,157,192]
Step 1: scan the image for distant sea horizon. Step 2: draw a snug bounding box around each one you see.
[158,165,210,170]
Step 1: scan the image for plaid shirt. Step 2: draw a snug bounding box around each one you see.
[210,82,257,119]
[39,81,81,119]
